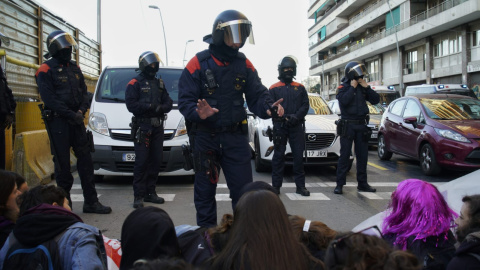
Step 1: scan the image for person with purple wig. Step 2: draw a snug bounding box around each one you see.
[382,179,457,269]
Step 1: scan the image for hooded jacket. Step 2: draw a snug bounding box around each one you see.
[447,231,480,270]
[0,204,107,270]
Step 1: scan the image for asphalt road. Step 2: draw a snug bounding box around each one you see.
[69,148,469,240]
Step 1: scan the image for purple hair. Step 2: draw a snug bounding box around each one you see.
[382,179,457,249]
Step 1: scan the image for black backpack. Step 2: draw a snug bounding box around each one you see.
[408,233,456,270]
[2,231,65,270]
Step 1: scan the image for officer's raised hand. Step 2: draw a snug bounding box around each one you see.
[357,78,369,88]
[267,98,284,117]
[350,79,359,88]
[196,99,219,119]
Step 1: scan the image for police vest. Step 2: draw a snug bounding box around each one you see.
[133,74,164,118]
[196,50,247,127]
[43,59,85,111]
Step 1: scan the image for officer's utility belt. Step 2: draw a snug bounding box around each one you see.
[196,122,241,133]
[136,116,164,127]
[343,119,367,125]
[272,118,285,123]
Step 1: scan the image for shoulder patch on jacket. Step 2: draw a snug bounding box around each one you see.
[186,56,201,74]
[35,63,50,77]
[128,78,138,86]
[337,85,344,89]
[245,58,255,72]
[269,81,285,90]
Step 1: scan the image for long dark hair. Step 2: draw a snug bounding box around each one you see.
[211,190,318,270]
[0,170,17,219]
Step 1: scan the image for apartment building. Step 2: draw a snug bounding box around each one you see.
[308,0,480,100]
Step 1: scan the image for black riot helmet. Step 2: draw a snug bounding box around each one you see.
[203,10,255,48]
[344,61,369,80]
[45,30,77,58]
[278,55,297,81]
[0,31,10,47]
[138,51,161,72]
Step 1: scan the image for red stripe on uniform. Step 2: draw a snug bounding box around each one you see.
[269,81,285,90]
[291,81,303,87]
[128,79,137,86]
[246,59,255,72]
[35,64,50,77]
[186,56,201,74]
[211,55,227,67]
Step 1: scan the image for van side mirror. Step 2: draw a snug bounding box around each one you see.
[403,116,418,129]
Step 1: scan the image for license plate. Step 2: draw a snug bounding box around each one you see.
[122,153,135,162]
[371,133,378,139]
[307,150,327,157]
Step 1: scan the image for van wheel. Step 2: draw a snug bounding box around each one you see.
[254,136,270,172]
[377,135,393,160]
[420,144,441,176]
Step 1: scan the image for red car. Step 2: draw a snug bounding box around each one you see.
[377,94,480,175]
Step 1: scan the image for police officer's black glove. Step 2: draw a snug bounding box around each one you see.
[270,105,279,119]
[285,114,299,127]
[154,105,163,114]
[73,111,84,125]
[4,114,14,130]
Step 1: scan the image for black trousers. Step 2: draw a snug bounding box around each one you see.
[336,124,369,186]
[48,117,98,205]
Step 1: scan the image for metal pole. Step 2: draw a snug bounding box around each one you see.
[386,0,403,94]
[321,60,325,98]
[149,5,168,66]
[183,40,194,66]
[97,0,101,44]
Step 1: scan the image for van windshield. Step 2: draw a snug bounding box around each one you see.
[96,68,182,103]
[421,98,480,120]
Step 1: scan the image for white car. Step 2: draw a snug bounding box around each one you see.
[87,66,194,181]
[247,93,353,172]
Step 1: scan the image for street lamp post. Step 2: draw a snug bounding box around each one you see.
[386,0,403,95]
[183,40,194,66]
[148,5,168,66]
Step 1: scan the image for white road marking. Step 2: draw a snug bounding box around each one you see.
[157,194,176,202]
[215,194,231,201]
[285,193,330,200]
[71,194,85,202]
[358,192,384,200]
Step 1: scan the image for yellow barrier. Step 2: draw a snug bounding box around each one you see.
[12,130,77,186]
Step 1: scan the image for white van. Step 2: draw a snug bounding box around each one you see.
[87,66,194,181]
[369,85,401,107]
[405,84,477,98]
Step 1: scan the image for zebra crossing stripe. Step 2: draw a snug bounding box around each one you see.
[285,193,330,200]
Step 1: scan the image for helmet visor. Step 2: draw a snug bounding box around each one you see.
[49,32,78,51]
[218,20,255,46]
[139,52,161,66]
[0,32,10,47]
[348,63,369,79]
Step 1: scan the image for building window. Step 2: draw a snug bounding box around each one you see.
[434,34,462,57]
[473,30,480,47]
[367,60,379,82]
[406,50,418,74]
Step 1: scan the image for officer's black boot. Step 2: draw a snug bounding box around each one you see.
[357,183,376,192]
[133,197,144,208]
[83,201,112,214]
[272,186,281,195]
[144,193,165,204]
[334,185,343,194]
[296,187,310,196]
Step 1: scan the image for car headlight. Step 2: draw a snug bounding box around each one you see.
[88,112,109,136]
[434,128,471,143]
[175,117,188,137]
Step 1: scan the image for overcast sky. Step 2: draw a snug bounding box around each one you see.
[33,0,315,87]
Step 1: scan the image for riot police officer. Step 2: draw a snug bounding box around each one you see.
[125,51,173,208]
[178,10,284,227]
[36,30,111,213]
[0,32,16,170]
[269,56,310,196]
[334,61,380,194]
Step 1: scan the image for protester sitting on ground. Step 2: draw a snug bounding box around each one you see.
[206,213,233,254]
[324,231,420,270]
[382,179,457,269]
[447,194,480,270]
[0,184,108,269]
[289,215,337,261]
[120,207,182,270]
[0,170,20,247]
[210,190,324,270]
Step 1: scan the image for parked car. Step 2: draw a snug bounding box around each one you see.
[377,94,480,175]
[327,99,385,146]
[405,84,477,98]
[87,66,194,181]
[248,93,353,172]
